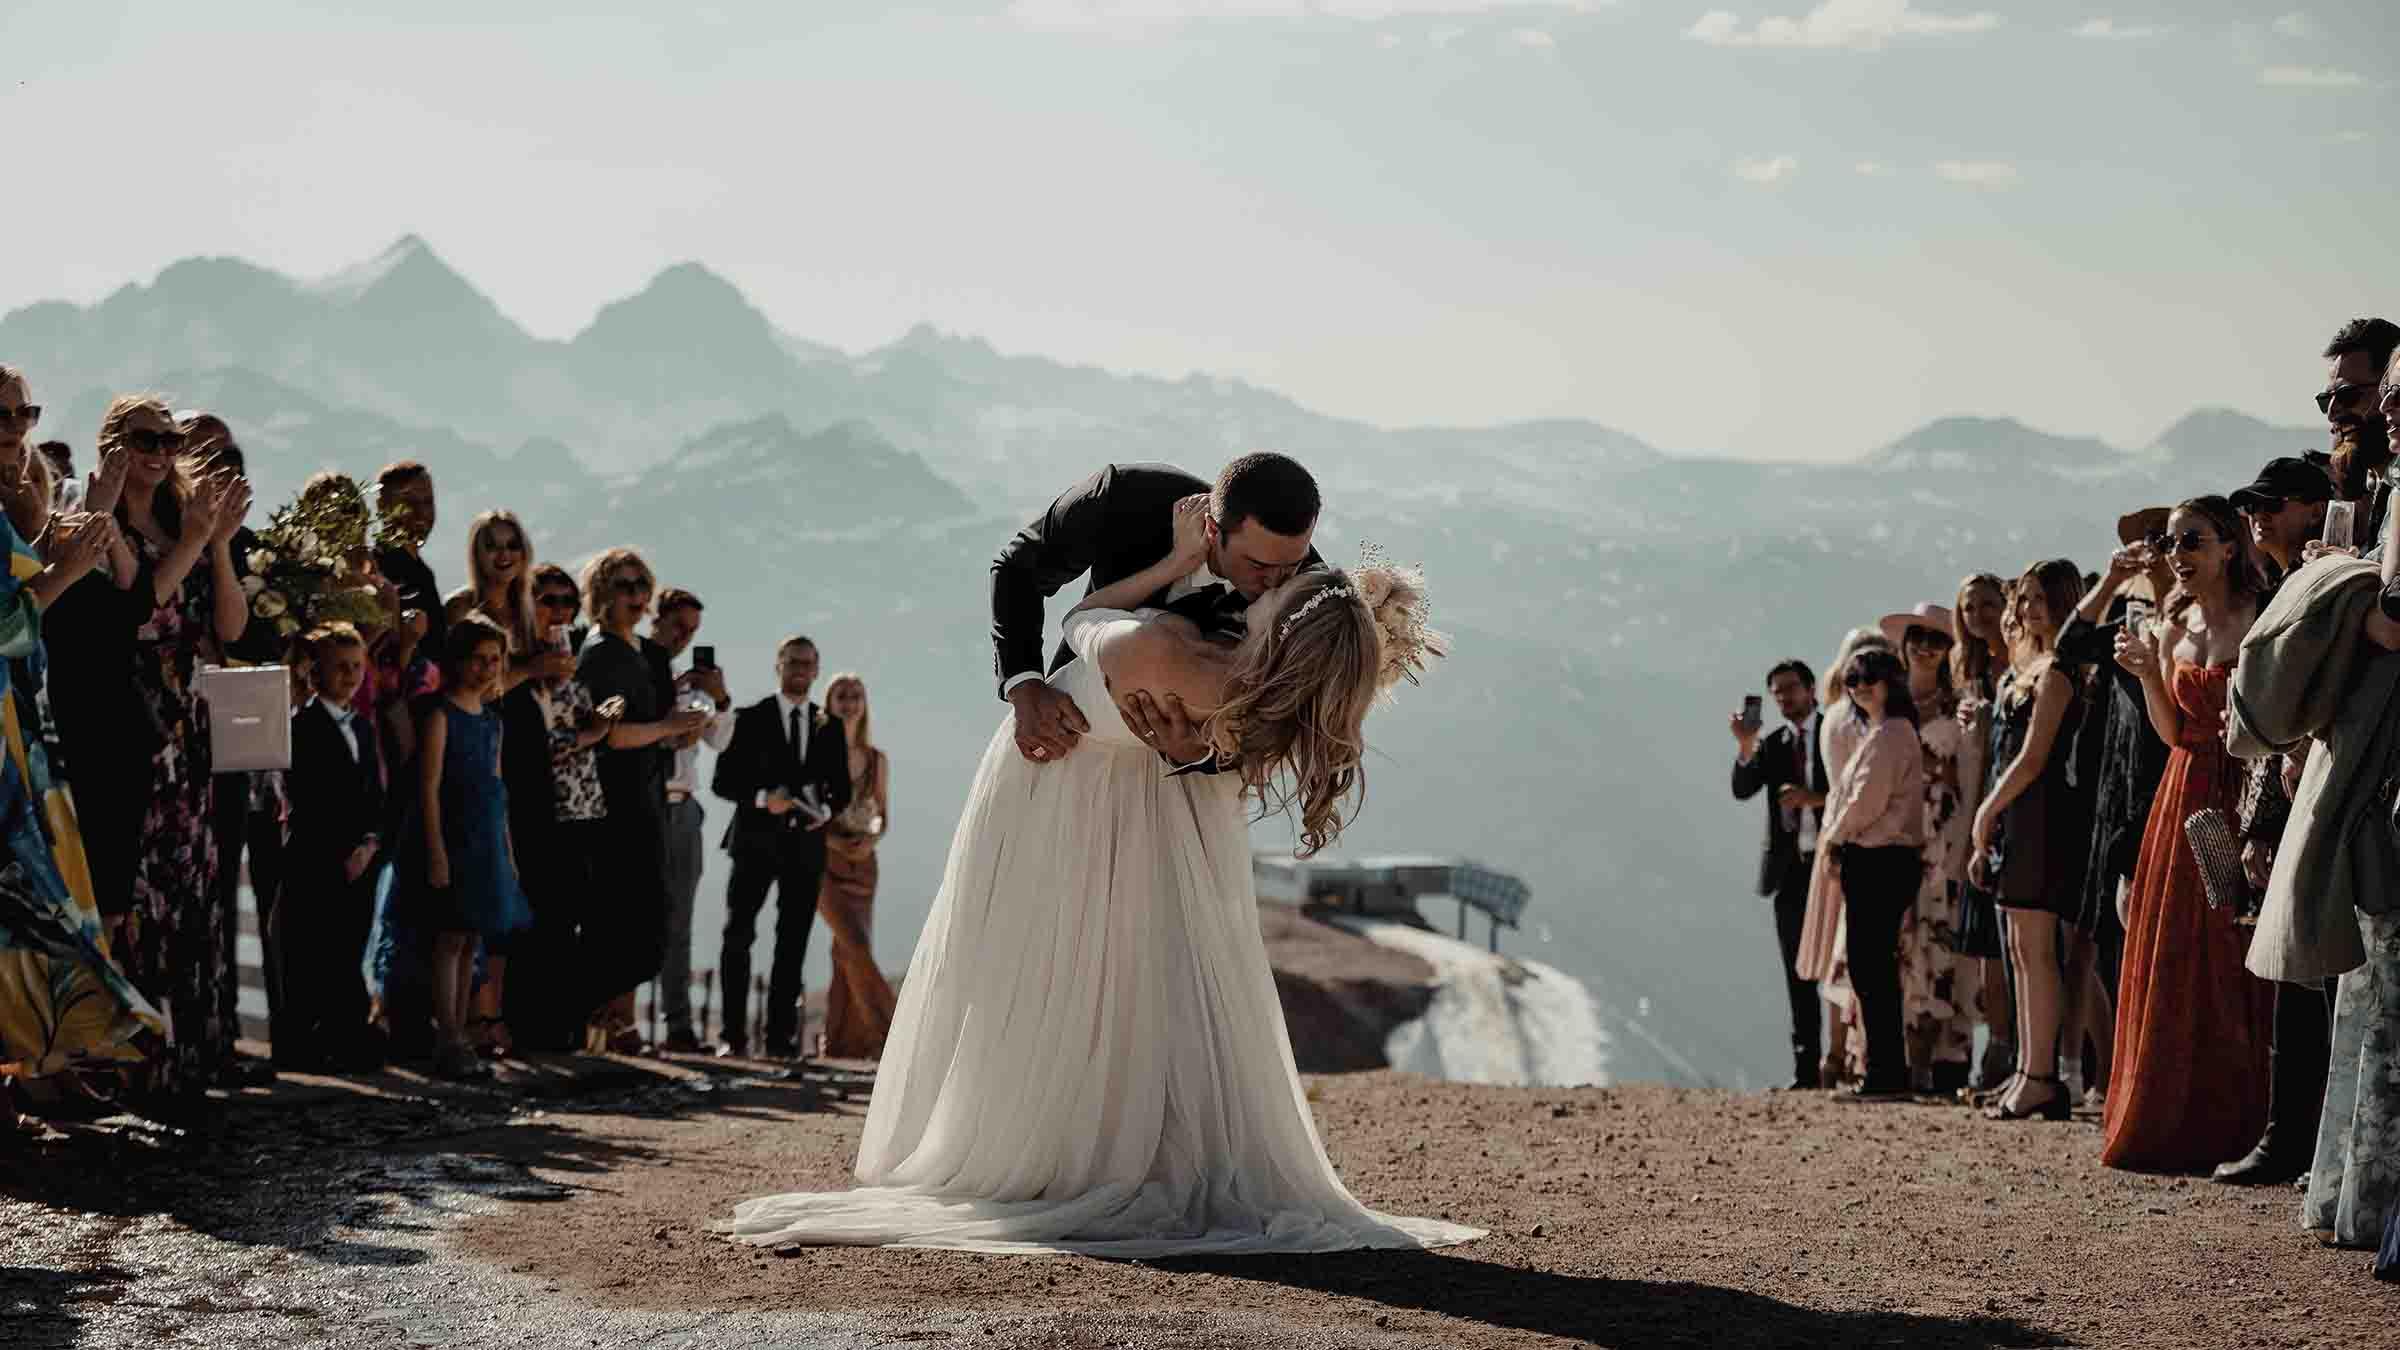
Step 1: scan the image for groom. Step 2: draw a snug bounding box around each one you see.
[991,453,1321,768]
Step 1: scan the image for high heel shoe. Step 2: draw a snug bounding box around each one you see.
[1983,1073,2071,1121]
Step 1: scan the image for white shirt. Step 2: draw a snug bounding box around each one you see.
[753,692,823,814]
[311,696,364,766]
[666,688,734,796]
[1793,709,1821,855]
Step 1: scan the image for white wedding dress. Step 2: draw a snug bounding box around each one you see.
[724,609,1484,1257]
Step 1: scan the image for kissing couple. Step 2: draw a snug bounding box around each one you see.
[723,453,1480,1257]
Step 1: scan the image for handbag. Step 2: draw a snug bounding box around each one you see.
[2183,808,2251,916]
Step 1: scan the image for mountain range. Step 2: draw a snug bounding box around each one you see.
[0,237,2330,1089]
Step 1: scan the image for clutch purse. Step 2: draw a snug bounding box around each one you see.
[197,664,293,772]
[2183,808,2250,915]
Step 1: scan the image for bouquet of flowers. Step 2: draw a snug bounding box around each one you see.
[240,486,403,639]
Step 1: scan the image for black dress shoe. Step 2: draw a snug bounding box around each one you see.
[2213,1145,2308,1186]
[763,1041,801,1062]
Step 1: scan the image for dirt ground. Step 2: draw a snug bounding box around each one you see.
[431,1064,2393,1349]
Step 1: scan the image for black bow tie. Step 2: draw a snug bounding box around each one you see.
[1164,583,1247,634]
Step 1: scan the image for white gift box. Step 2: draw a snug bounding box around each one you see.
[198,664,293,772]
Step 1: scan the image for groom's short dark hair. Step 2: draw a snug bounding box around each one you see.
[1214,452,1319,538]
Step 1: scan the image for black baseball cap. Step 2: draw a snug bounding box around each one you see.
[2230,456,2335,511]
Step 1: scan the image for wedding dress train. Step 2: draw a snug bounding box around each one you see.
[724,609,1483,1257]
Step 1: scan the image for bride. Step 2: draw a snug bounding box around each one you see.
[723,499,1482,1257]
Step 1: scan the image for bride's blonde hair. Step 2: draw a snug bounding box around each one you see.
[1203,564,1444,858]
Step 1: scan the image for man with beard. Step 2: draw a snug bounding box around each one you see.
[2308,318,2400,563]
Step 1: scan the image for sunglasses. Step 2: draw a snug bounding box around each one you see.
[0,405,40,427]
[2319,383,2371,415]
[2146,528,2219,554]
[1842,671,1882,689]
[611,575,653,595]
[484,536,526,554]
[2234,496,2284,515]
[121,429,183,453]
[536,591,579,610]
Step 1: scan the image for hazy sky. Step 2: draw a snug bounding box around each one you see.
[3,1,2394,460]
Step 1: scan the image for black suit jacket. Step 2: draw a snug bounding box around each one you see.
[710,696,850,857]
[989,462,1327,695]
[1730,718,1828,898]
[285,700,386,879]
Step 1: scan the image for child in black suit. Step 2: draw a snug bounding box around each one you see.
[272,624,387,1071]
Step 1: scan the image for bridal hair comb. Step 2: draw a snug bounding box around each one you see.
[1276,581,1355,641]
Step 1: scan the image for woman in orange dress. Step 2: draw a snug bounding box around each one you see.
[2102,496,2275,1170]
[815,673,895,1060]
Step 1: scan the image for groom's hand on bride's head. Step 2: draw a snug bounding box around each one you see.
[1009,682,1088,763]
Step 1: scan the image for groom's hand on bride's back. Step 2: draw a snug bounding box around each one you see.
[1010,681,1089,763]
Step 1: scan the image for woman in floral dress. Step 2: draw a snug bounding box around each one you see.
[1884,606,1978,1093]
[92,397,251,1096]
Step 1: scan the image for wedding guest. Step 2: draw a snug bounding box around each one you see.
[397,616,530,1080]
[713,635,850,1059]
[2102,497,2274,1169]
[2317,318,2399,560]
[1968,559,2088,1122]
[0,502,161,1105]
[1818,647,1925,1103]
[2309,361,2400,1243]
[77,398,252,1096]
[273,625,386,1072]
[36,441,75,511]
[2219,456,2341,1187]
[496,565,618,1053]
[446,509,569,697]
[2233,457,2335,586]
[1948,572,2014,1090]
[1879,605,1976,1093]
[372,461,440,756]
[649,587,731,1054]
[576,549,709,1053]
[1793,627,1894,1086]
[816,672,895,1060]
[1729,657,1825,1089]
[0,367,53,542]
[2046,513,2176,1111]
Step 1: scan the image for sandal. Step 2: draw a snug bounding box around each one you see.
[1983,1073,2071,1121]
[468,1016,513,1059]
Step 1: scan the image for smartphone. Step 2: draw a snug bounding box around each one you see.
[694,645,717,671]
[1739,694,1764,732]
[2324,500,2357,550]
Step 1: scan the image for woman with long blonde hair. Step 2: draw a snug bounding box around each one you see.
[813,673,897,1060]
[726,501,1476,1256]
[445,510,566,696]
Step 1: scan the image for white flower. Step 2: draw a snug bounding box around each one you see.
[252,589,289,620]
[240,574,267,598]
[248,550,278,572]
[297,531,322,558]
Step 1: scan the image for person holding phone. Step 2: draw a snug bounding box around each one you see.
[1730,657,1827,1090]
[649,587,732,1055]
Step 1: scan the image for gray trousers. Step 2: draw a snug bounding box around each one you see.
[661,794,706,1033]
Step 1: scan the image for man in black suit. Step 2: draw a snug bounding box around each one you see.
[990,453,1320,769]
[273,625,387,1071]
[711,635,851,1058]
[1730,659,1828,1090]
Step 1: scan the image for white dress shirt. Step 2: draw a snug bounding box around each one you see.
[666,685,735,797]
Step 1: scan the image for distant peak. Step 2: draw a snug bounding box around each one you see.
[312,232,474,302]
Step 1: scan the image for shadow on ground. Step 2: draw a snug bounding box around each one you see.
[1159,1248,2071,1349]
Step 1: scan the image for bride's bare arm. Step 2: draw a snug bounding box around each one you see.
[1068,495,1209,619]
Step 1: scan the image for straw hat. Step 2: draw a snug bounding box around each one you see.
[1878,603,1955,647]
[2116,506,2171,547]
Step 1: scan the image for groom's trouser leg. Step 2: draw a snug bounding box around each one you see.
[720,849,776,1047]
[1772,863,1820,1077]
[764,840,827,1051]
